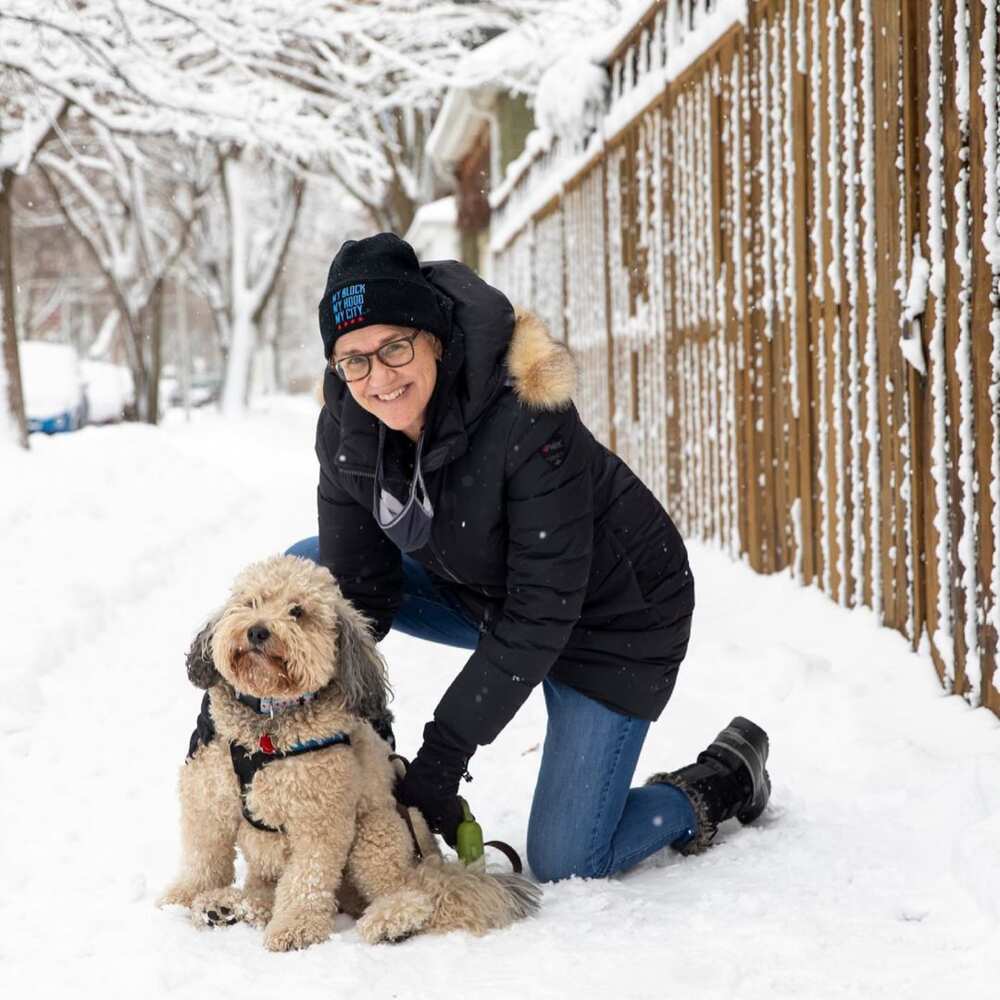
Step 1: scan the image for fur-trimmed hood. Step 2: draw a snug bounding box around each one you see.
[505,309,576,412]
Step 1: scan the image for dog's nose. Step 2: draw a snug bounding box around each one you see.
[247,624,270,646]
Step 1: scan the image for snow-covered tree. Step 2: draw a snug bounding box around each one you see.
[0,94,65,448]
[181,149,305,417]
[36,123,210,422]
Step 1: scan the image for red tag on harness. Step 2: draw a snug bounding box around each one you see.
[258,733,276,754]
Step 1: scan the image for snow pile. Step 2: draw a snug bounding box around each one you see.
[18,340,85,419]
[534,55,609,150]
[2,400,997,998]
[82,359,135,423]
[450,23,549,90]
[900,246,930,375]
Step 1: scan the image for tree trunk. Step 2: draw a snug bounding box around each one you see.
[124,306,149,422]
[144,283,164,425]
[272,282,285,391]
[219,156,304,417]
[220,155,252,417]
[222,308,255,417]
[0,172,29,449]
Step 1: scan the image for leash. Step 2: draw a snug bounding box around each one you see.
[390,754,524,874]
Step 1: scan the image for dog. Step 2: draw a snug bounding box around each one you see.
[158,554,540,950]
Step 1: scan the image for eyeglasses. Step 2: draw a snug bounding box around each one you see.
[332,331,422,383]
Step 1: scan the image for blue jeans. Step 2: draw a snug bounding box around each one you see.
[286,537,696,880]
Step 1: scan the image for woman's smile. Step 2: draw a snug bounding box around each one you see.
[371,383,411,403]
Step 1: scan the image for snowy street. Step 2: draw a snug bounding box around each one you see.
[2,399,996,999]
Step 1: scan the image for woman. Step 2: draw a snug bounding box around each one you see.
[290,233,770,881]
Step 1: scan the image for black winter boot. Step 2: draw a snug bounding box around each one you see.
[646,716,771,854]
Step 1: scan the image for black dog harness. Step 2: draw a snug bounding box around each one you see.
[230,731,352,834]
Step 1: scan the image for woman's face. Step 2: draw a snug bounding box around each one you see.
[332,323,440,441]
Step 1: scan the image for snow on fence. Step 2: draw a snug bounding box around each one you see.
[491,0,1000,716]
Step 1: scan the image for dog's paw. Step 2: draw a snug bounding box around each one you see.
[356,889,434,945]
[190,888,245,928]
[263,911,334,952]
[238,892,273,928]
[157,882,203,909]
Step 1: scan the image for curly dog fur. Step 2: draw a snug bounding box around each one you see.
[159,555,539,949]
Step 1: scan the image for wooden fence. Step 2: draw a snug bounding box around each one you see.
[490,0,1000,715]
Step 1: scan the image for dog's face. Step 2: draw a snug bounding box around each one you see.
[205,555,388,715]
[211,556,343,698]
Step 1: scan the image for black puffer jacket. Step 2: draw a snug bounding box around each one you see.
[317,261,694,752]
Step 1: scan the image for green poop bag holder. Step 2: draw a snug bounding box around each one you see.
[455,797,485,864]
[454,796,524,874]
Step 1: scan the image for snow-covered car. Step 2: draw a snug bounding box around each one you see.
[20,340,89,434]
[165,373,222,408]
[81,359,135,423]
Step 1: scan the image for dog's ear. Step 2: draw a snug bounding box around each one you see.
[334,600,391,719]
[185,615,221,689]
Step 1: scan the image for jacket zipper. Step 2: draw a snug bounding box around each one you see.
[427,538,464,586]
[336,465,408,486]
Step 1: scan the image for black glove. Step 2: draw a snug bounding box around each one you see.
[396,720,473,848]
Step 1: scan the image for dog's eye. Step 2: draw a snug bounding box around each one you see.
[289,605,305,619]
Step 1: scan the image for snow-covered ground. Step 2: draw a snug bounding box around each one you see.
[2,398,997,999]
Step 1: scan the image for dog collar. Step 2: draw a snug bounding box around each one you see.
[236,690,317,718]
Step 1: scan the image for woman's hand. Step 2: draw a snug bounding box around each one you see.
[395,721,473,847]
[396,764,465,846]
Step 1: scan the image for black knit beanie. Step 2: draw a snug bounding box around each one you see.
[319,233,450,358]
